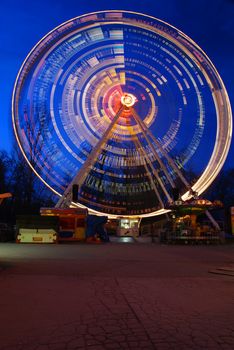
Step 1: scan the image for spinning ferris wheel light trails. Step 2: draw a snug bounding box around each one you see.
[12,10,232,218]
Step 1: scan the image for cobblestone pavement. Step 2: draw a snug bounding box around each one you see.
[0,243,233,349]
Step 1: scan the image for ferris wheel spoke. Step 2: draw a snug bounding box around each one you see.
[130,107,190,190]
[56,106,125,207]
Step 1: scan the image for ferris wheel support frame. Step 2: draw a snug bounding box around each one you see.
[56,104,168,209]
[56,101,193,210]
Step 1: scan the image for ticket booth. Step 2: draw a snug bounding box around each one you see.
[40,207,87,242]
[117,218,140,237]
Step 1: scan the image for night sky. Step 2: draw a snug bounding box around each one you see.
[1,0,233,169]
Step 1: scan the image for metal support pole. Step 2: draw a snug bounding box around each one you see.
[56,106,125,207]
[131,107,190,189]
[205,210,221,231]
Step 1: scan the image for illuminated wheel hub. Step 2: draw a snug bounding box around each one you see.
[12,11,232,217]
[121,93,137,107]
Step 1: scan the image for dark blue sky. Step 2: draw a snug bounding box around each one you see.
[0,0,233,168]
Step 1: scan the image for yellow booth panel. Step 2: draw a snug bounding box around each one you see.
[74,227,86,240]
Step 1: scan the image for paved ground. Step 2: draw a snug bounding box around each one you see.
[0,242,234,350]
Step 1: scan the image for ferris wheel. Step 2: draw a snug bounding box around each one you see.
[12,10,232,218]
